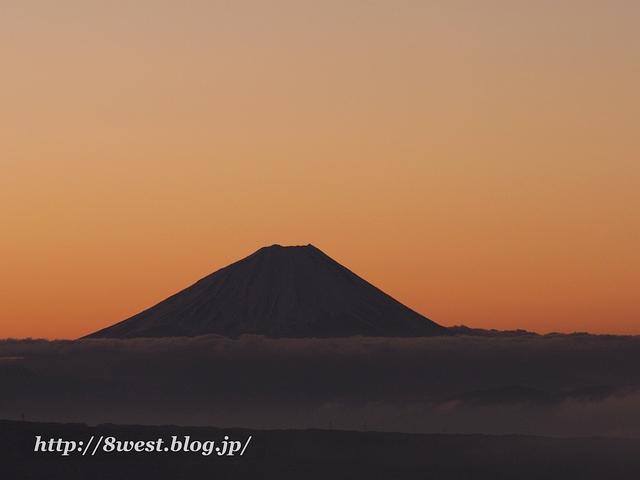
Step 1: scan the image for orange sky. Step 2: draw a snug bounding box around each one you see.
[1,2,638,339]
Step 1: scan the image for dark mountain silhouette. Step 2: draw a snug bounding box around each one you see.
[4,420,640,480]
[448,325,539,337]
[86,244,450,339]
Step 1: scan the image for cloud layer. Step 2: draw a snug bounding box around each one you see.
[1,334,639,436]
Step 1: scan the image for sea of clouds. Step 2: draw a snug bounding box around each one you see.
[1,333,639,436]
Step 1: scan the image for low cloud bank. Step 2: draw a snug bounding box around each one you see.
[1,334,638,435]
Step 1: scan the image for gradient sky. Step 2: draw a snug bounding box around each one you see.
[1,1,638,339]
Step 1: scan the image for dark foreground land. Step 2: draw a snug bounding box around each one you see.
[1,420,638,480]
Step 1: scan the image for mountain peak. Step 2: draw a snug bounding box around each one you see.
[86,245,450,339]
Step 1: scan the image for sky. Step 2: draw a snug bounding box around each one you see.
[1,1,638,339]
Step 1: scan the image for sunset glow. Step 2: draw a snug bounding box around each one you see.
[1,2,638,338]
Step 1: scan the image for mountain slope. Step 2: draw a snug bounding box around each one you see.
[86,244,450,339]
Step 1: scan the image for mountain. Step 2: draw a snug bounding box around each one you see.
[86,244,450,339]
